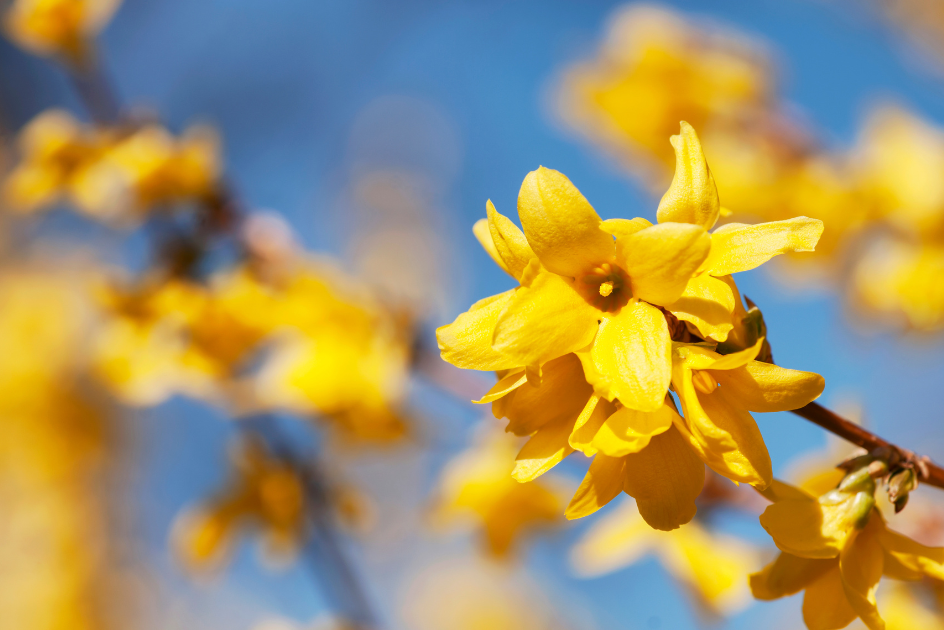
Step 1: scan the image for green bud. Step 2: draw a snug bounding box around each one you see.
[850,491,876,530]
[888,469,917,502]
[839,467,876,493]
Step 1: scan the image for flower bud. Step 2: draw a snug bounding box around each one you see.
[887,468,917,503]
[894,494,909,514]
[850,491,876,530]
[867,459,889,478]
[839,467,876,494]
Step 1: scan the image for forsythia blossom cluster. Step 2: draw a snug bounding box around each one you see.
[438,122,825,530]
[2,109,220,224]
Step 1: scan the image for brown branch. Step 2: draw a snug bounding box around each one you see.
[791,401,944,490]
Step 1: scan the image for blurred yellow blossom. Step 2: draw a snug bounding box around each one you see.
[71,123,221,222]
[431,426,569,557]
[752,480,944,630]
[2,0,121,62]
[172,436,307,573]
[95,256,412,443]
[2,110,222,224]
[555,4,772,180]
[571,498,759,616]
[2,109,108,213]
[0,267,124,630]
[401,557,577,630]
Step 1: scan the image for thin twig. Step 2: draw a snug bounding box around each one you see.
[257,419,380,629]
[791,401,944,490]
[67,54,121,124]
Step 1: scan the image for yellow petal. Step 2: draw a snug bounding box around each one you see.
[656,122,720,230]
[512,417,575,482]
[839,517,885,630]
[802,565,859,630]
[473,217,513,277]
[695,386,772,488]
[759,493,863,559]
[659,523,759,613]
[622,425,704,531]
[486,199,536,280]
[758,479,817,503]
[703,217,825,277]
[437,290,518,371]
[750,552,834,600]
[590,402,676,458]
[517,167,613,277]
[601,217,652,239]
[498,354,593,437]
[570,500,657,577]
[879,525,944,581]
[714,361,825,413]
[474,369,527,404]
[565,454,625,520]
[667,273,735,342]
[591,301,671,412]
[678,338,764,372]
[672,364,737,455]
[492,269,599,366]
[569,394,617,456]
[620,222,711,306]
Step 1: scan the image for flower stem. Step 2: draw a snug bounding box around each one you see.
[790,401,944,490]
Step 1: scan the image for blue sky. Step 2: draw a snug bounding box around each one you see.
[3,1,944,628]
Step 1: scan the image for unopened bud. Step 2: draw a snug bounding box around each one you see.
[850,491,876,530]
[888,468,917,503]
[894,494,909,514]
[867,460,889,478]
[839,467,876,494]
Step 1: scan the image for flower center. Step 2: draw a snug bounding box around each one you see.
[579,262,631,313]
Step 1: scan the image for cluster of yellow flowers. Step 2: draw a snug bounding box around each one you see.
[94,256,412,444]
[556,5,944,331]
[3,109,220,224]
[440,122,824,529]
[438,122,944,629]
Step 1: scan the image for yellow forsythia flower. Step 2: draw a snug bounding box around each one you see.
[752,480,944,630]
[431,426,568,557]
[438,123,824,529]
[95,259,412,443]
[2,109,108,213]
[71,123,221,222]
[3,0,121,62]
[571,499,759,616]
[172,437,307,572]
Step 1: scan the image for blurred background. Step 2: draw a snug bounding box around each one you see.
[3,1,944,629]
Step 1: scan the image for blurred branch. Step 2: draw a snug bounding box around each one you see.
[255,418,380,630]
[67,53,121,124]
[791,401,944,490]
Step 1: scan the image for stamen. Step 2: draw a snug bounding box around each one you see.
[599,281,614,297]
[693,370,718,395]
